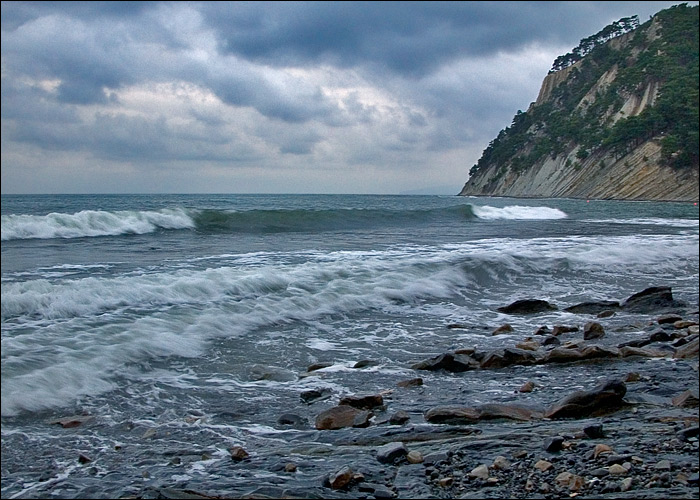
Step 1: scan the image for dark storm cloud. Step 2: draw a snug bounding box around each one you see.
[1,1,692,194]
[199,1,672,77]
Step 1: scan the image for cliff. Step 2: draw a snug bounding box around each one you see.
[459,4,699,201]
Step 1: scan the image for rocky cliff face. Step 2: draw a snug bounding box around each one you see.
[459,5,699,201]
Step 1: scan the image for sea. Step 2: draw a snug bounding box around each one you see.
[1,193,698,498]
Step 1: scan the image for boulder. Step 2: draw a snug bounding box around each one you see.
[479,347,540,369]
[545,379,627,419]
[477,403,540,421]
[411,352,477,372]
[424,406,480,424]
[583,322,605,340]
[315,405,372,430]
[564,301,620,314]
[621,286,684,312]
[376,441,408,464]
[674,336,699,358]
[339,393,384,410]
[497,299,557,314]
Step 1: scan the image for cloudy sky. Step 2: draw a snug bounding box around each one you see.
[0,1,690,194]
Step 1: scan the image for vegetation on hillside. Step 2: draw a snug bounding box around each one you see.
[468,3,699,181]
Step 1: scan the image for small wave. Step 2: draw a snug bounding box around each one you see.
[584,218,699,228]
[1,208,195,240]
[472,205,567,220]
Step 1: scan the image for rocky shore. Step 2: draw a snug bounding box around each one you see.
[8,287,698,500]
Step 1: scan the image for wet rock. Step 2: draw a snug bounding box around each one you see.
[411,352,477,372]
[424,406,480,424]
[300,388,333,404]
[552,325,579,336]
[671,389,699,408]
[545,379,627,419]
[597,310,616,318]
[674,336,699,358]
[78,454,92,464]
[326,465,355,490]
[519,381,536,393]
[446,323,467,329]
[353,359,379,369]
[583,424,605,439]
[564,301,620,314]
[315,405,372,430]
[248,364,296,382]
[583,321,605,340]
[621,286,684,312]
[376,441,408,464]
[396,377,423,388]
[492,323,514,335]
[516,339,540,351]
[534,325,550,335]
[542,335,561,347]
[544,436,565,452]
[307,362,333,372]
[339,393,384,410]
[477,403,540,421]
[658,314,683,325]
[277,413,308,428]
[676,426,699,442]
[389,410,410,425]
[534,460,553,472]
[497,299,557,315]
[479,347,540,369]
[229,446,249,461]
[51,415,95,428]
[469,464,490,479]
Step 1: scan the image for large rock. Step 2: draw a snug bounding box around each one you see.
[545,379,627,419]
[497,299,557,314]
[315,405,372,430]
[621,286,684,312]
[479,348,541,369]
[583,321,605,340]
[411,352,478,372]
[376,441,408,464]
[424,406,480,424]
[477,403,541,421]
[564,301,620,314]
[339,394,384,410]
[674,336,699,358]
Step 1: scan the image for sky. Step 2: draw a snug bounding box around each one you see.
[0,1,693,195]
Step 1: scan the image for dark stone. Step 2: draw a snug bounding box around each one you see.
[677,426,699,442]
[315,405,372,430]
[389,410,410,425]
[307,362,333,372]
[446,323,467,329]
[78,454,92,464]
[479,347,540,369]
[477,403,541,421]
[51,415,95,428]
[658,314,683,325]
[277,413,308,427]
[552,325,579,336]
[621,286,684,312]
[544,436,564,452]
[583,322,605,340]
[534,325,551,335]
[672,390,699,408]
[497,299,557,315]
[545,379,627,419]
[583,424,605,439]
[396,377,423,388]
[543,335,561,347]
[353,359,379,369]
[424,406,480,424]
[327,465,354,490]
[411,352,477,372]
[564,301,620,314]
[649,329,674,343]
[229,446,249,461]
[376,441,408,464]
[339,393,384,410]
[300,388,333,404]
[674,336,699,358]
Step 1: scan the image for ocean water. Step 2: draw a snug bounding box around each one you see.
[1,193,698,498]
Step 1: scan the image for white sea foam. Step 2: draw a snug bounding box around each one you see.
[472,205,568,220]
[1,208,195,240]
[584,217,699,228]
[2,232,697,416]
